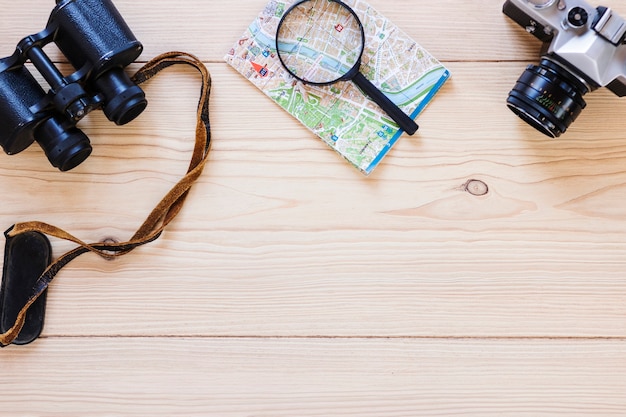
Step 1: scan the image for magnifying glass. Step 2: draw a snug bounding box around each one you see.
[276,0,419,136]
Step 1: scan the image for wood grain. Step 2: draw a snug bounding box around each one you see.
[1,0,625,415]
[2,338,626,416]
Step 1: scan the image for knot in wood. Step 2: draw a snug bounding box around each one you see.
[100,237,121,260]
[463,179,489,196]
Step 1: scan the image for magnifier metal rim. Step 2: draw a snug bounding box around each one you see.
[275,0,366,86]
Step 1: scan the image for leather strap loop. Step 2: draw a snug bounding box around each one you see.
[0,51,211,346]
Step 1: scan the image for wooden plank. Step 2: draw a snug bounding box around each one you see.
[1,338,625,416]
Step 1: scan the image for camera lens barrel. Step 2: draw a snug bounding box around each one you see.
[507,57,591,138]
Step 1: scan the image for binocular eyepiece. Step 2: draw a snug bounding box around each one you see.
[0,0,147,171]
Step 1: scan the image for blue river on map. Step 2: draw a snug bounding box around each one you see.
[276,40,354,76]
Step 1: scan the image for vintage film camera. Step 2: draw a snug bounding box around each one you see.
[503,0,626,137]
[0,0,146,171]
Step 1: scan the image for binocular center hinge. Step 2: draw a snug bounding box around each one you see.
[15,29,54,59]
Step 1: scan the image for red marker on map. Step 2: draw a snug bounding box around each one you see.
[251,62,269,77]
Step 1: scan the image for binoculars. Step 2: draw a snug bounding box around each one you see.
[0,0,147,171]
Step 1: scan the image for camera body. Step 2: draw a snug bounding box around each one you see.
[503,0,626,137]
[0,0,146,171]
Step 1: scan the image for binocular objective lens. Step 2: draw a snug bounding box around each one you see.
[95,68,148,126]
[35,116,92,171]
[506,58,588,138]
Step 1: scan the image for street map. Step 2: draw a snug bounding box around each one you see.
[225,0,450,174]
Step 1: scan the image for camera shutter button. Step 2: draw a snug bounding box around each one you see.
[568,7,589,27]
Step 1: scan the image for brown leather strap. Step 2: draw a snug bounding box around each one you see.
[0,51,212,346]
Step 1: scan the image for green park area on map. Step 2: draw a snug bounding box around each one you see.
[225,0,449,174]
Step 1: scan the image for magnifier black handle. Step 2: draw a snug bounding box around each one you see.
[352,72,418,136]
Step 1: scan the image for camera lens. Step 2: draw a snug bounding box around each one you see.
[506,58,590,138]
[95,68,147,126]
[35,116,92,171]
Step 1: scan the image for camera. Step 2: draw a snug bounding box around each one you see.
[0,0,147,171]
[503,0,626,137]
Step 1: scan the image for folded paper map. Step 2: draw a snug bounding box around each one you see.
[225,0,450,174]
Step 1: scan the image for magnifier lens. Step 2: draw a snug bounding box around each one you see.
[275,0,419,135]
[277,0,364,84]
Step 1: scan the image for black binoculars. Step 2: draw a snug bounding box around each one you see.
[0,0,147,171]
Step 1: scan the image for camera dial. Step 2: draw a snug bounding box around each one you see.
[568,7,589,27]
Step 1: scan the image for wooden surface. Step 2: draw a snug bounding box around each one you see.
[1,0,626,415]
